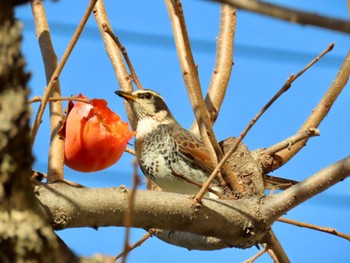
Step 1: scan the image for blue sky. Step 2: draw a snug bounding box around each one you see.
[16,1,349,262]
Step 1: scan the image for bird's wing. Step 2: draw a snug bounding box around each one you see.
[172,127,214,174]
[263,174,298,190]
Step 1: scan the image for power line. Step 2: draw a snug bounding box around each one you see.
[20,18,344,68]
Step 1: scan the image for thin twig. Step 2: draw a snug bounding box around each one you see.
[93,0,137,130]
[278,217,350,242]
[31,0,65,182]
[275,48,350,167]
[114,232,152,261]
[121,159,140,263]
[30,0,98,148]
[243,245,267,263]
[171,170,225,199]
[266,247,279,263]
[194,43,334,201]
[264,230,290,263]
[213,0,350,34]
[29,96,90,104]
[102,24,143,90]
[263,128,320,156]
[125,147,135,156]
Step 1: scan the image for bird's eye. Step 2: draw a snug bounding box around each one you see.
[144,92,153,100]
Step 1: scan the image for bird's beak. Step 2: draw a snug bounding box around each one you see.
[115,90,137,101]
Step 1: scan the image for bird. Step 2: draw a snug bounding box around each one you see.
[115,89,297,198]
[115,89,223,198]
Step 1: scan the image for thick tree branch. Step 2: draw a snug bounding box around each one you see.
[275,51,350,167]
[213,0,350,34]
[35,152,350,252]
[31,0,64,182]
[262,155,350,224]
[35,182,267,249]
[93,0,137,130]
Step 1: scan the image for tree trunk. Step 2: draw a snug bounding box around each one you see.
[0,2,77,262]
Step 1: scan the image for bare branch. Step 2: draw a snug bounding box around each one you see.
[115,232,152,261]
[102,23,143,90]
[165,0,240,195]
[243,245,267,263]
[277,217,350,242]
[35,182,267,249]
[263,230,290,263]
[191,4,236,132]
[197,44,333,200]
[266,247,279,263]
[213,0,350,34]
[31,0,64,182]
[262,155,350,223]
[93,0,137,130]
[28,96,91,104]
[262,128,320,156]
[30,0,98,148]
[275,50,350,166]
[206,4,235,121]
[121,160,140,263]
[125,147,135,156]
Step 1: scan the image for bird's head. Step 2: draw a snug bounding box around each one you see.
[115,89,174,123]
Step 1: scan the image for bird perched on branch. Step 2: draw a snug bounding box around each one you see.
[116,89,297,198]
[116,89,223,198]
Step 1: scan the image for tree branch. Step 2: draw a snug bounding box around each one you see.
[191,4,236,132]
[164,0,221,177]
[30,0,97,147]
[121,161,140,263]
[263,230,290,263]
[165,0,244,196]
[277,217,350,242]
[35,182,267,249]
[262,155,350,224]
[262,128,320,156]
[213,0,350,34]
[102,24,143,90]
[93,0,137,130]
[31,0,64,182]
[115,232,152,260]
[275,51,350,167]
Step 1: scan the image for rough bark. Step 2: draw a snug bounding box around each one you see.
[36,182,268,249]
[0,2,78,262]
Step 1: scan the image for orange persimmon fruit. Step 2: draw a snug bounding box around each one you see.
[60,94,134,172]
